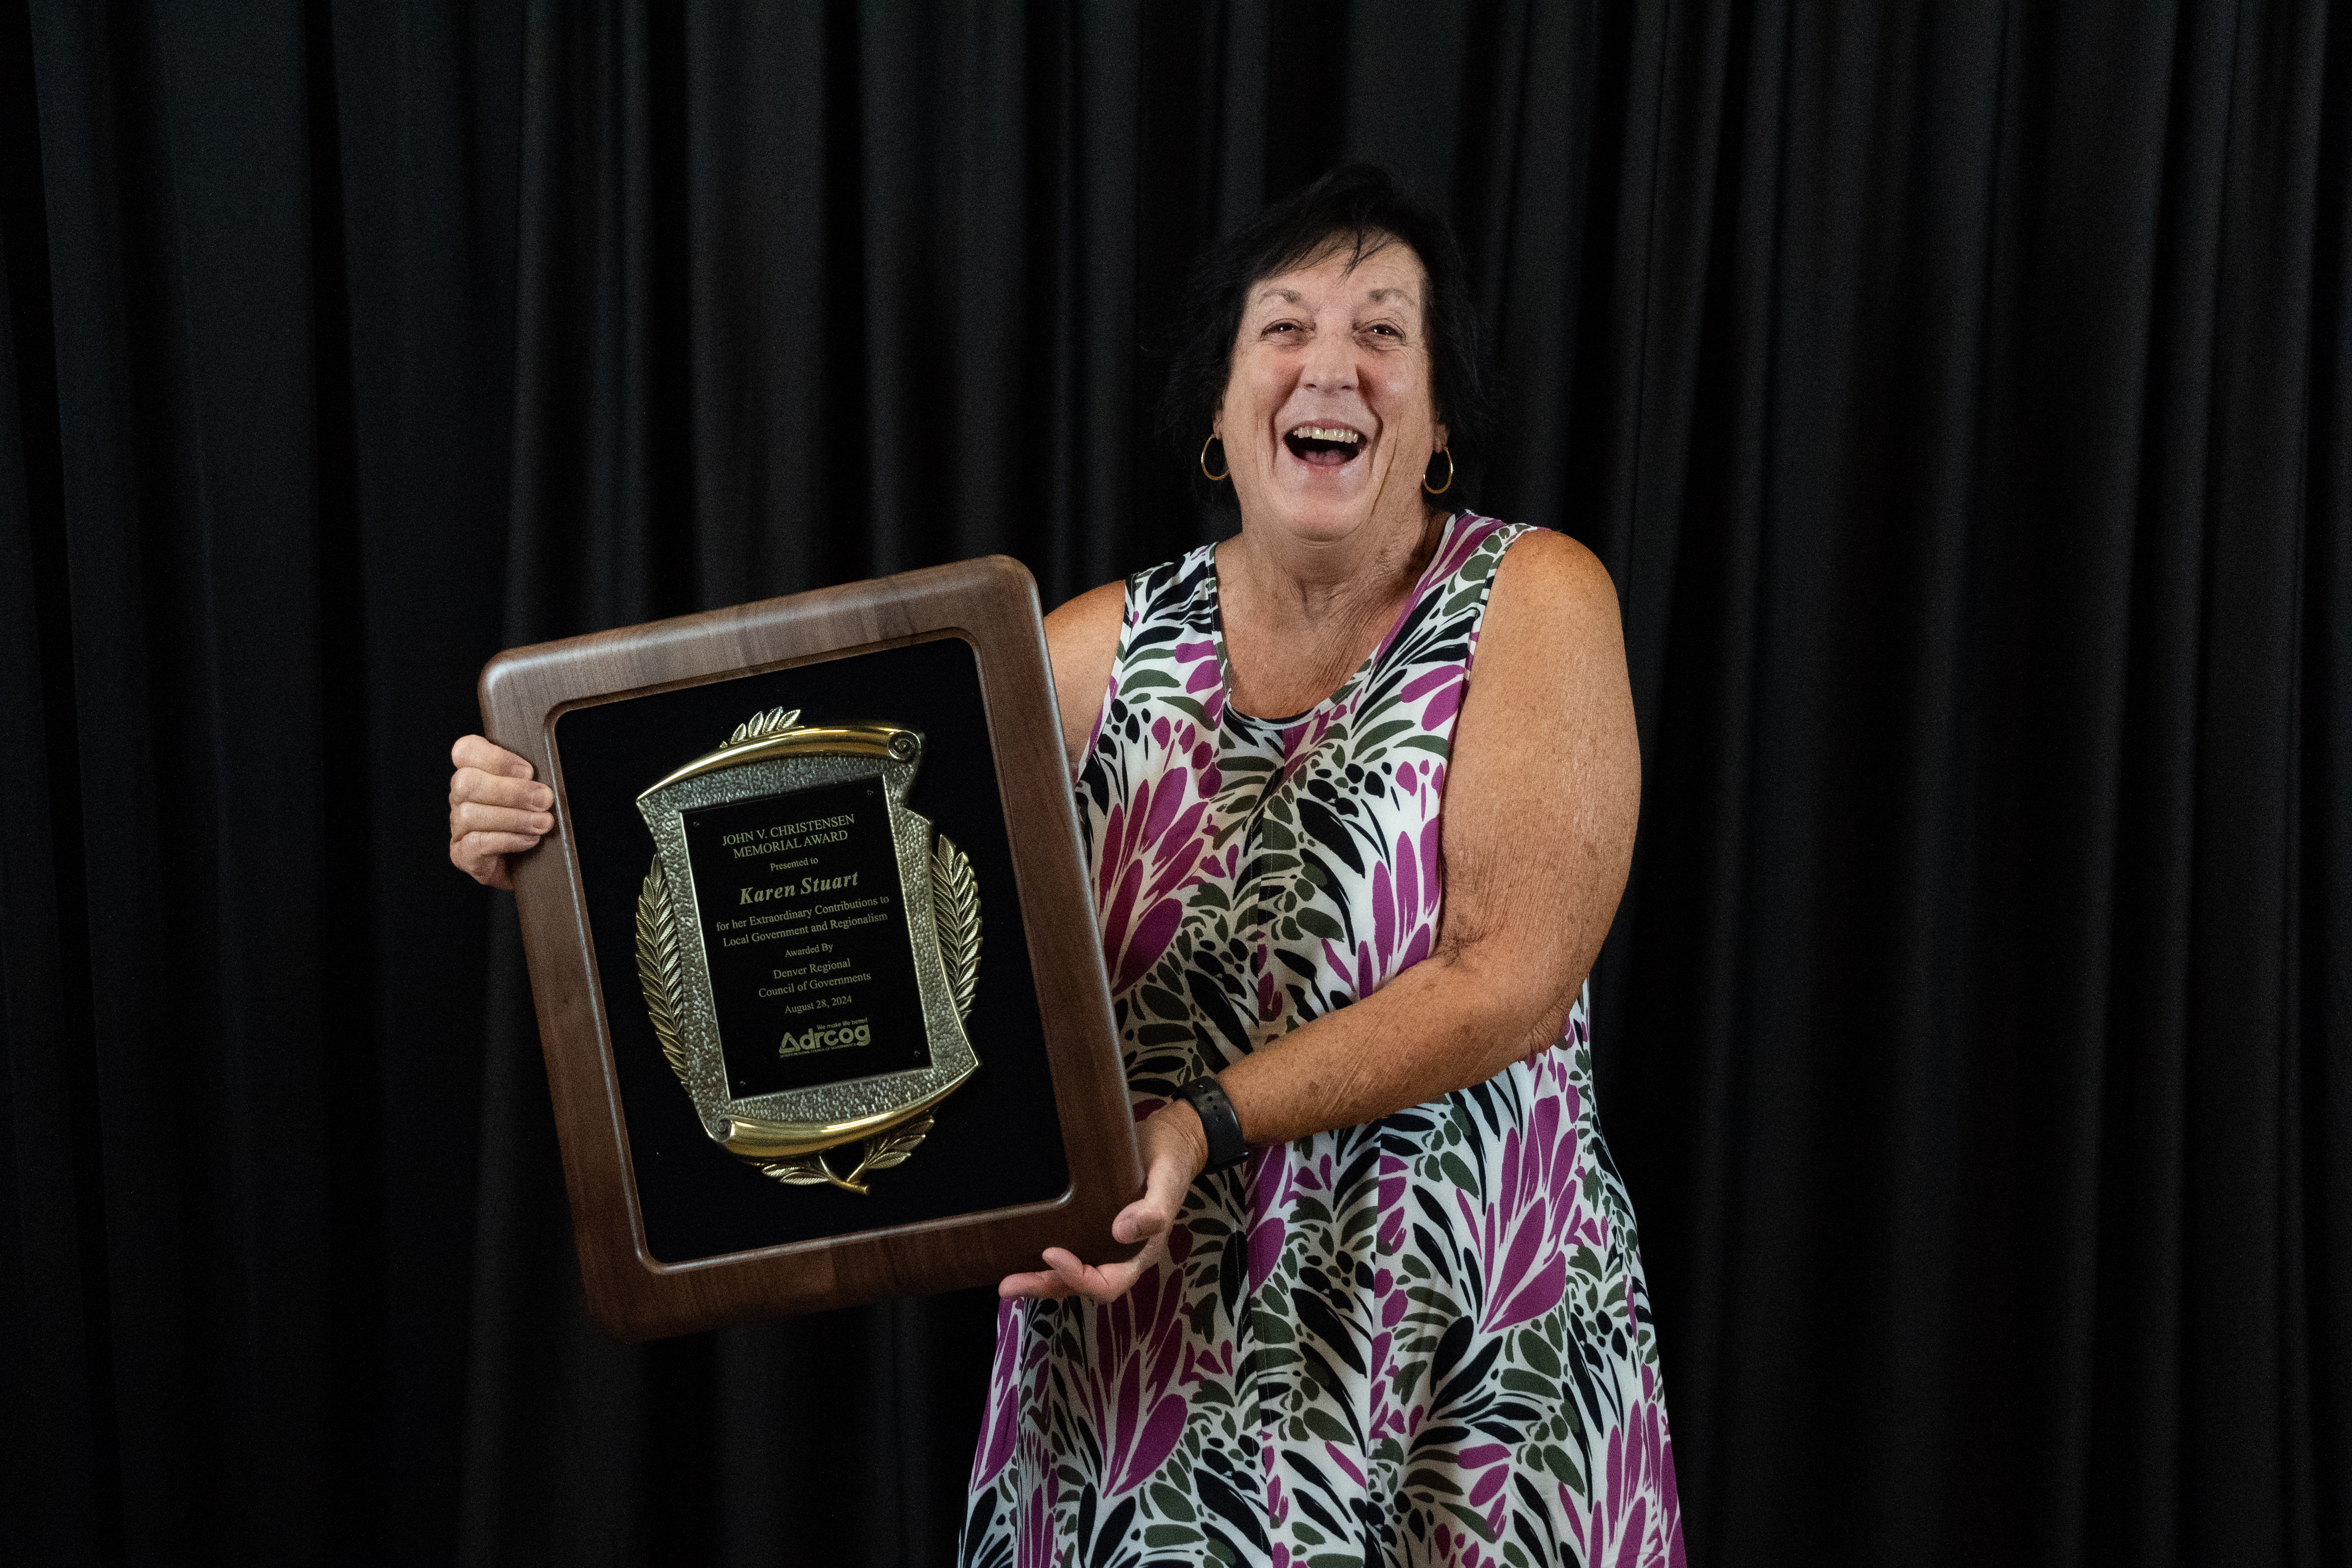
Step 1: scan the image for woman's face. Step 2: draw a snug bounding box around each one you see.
[1215,236,1446,550]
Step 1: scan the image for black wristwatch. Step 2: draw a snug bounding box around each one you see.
[1175,1075,1249,1175]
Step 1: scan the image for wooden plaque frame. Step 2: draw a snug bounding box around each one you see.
[479,557,1139,1340]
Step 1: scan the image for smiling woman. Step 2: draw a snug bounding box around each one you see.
[440,162,1678,1567]
[951,166,1686,1567]
[1165,163,1498,517]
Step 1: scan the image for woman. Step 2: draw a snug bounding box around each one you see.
[450,166,1681,1567]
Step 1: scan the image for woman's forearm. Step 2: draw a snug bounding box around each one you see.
[1214,940,1583,1149]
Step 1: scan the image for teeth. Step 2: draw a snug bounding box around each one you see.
[1289,425,1362,443]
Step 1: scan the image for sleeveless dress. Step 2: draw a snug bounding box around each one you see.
[961,514,1684,1568]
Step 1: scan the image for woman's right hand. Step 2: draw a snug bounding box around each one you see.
[449,735,554,891]
[996,1101,1208,1305]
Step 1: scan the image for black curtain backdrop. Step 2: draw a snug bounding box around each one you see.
[2,3,2345,1565]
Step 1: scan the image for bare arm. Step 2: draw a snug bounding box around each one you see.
[1044,579,1125,775]
[1006,530,1640,1301]
[1222,530,1639,1139]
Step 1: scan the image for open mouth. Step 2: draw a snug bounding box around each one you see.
[1283,423,1365,468]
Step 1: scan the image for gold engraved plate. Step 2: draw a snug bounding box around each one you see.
[633,707,981,1194]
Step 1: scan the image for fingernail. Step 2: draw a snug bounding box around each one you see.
[533,814,553,832]
[534,787,553,808]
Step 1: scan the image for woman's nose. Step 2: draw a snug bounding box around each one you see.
[1299,329,1357,393]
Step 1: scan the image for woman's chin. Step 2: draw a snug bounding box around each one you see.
[1248,503,1373,548]
[1242,471,1394,545]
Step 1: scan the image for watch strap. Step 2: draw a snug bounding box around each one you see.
[1176,1075,1249,1174]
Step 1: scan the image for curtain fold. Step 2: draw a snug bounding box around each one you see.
[1,3,2344,1564]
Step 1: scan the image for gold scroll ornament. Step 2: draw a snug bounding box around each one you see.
[632,707,981,1195]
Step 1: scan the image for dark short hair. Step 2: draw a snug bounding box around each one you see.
[1156,164,1497,512]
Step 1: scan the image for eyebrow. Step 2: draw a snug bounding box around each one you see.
[1251,284,1420,308]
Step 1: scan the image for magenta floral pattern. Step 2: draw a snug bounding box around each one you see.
[962,514,1683,1567]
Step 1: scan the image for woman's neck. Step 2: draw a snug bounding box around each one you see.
[1215,507,1448,717]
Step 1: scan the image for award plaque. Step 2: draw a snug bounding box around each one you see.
[480,558,1139,1340]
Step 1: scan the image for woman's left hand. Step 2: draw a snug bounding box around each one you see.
[998,1102,1208,1304]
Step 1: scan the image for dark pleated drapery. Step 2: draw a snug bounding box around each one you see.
[1,3,2345,1565]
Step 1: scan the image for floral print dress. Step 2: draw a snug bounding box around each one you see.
[961,514,1684,1568]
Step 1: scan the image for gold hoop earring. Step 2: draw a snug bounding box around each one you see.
[1423,448,1455,496]
[1200,434,1229,483]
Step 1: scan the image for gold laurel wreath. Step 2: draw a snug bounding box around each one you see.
[931,832,982,1019]
[758,1115,935,1193]
[634,831,981,1195]
[635,859,692,1086]
[722,707,801,749]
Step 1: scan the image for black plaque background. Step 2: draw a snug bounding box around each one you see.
[554,636,1071,1262]
[678,778,931,1097]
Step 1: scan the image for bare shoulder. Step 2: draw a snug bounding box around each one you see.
[1457,531,1628,731]
[1481,527,1623,657]
[1448,524,1637,831]
[1044,577,1126,649]
[1044,578,1125,689]
[1043,579,1127,772]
